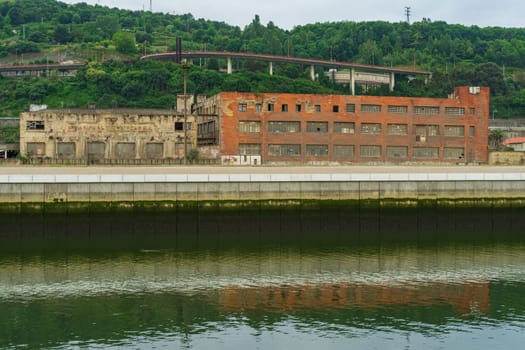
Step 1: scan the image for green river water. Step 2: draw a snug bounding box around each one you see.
[1,203,525,349]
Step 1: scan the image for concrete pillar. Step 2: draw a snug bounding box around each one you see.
[389,72,395,92]
[310,65,315,81]
[269,62,273,75]
[425,73,432,84]
[350,68,356,96]
[78,140,85,160]
[227,57,232,74]
[47,140,56,159]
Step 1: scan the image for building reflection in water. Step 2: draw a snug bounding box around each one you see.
[1,207,525,349]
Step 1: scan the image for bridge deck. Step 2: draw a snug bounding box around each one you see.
[142,51,431,76]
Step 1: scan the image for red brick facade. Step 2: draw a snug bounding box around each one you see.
[196,87,489,164]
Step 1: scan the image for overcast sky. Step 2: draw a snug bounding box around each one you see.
[63,0,523,30]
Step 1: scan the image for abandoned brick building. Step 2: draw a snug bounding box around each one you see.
[20,107,196,161]
[195,87,489,164]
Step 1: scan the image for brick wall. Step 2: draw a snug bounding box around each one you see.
[208,87,489,164]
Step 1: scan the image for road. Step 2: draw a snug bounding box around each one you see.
[0,165,524,175]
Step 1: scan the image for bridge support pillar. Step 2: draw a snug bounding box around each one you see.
[310,65,315,81]
[269,62,273,75]
[350,68,356,96]
[389,72,395,92]
[227,57,232,74]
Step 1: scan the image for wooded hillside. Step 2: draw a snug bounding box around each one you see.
[0,0,523,118]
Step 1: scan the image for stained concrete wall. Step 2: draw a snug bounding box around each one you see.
[489,152,525,165]
[0,179,524,207]
[19,109,197,160]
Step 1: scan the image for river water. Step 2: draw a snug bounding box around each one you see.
[1,205,525,349]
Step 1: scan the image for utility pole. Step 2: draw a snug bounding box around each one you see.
[183,64,189,165]
[405,6,411,24]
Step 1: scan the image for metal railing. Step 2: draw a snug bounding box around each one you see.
[12,158,220,166]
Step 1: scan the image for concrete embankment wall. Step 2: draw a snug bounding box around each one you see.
[1,173,525,212]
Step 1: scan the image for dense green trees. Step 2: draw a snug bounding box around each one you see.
[112,31,136,54]
[1,0,525,117]
[0,60,344,117]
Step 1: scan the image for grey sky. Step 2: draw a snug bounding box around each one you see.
[63,0,524,30]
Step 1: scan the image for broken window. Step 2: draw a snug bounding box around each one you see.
[145,143,163,159]
[175,122,191,131]
[444,125,465,137]
[26,120,45,130]
[267,103,274,112]
[57,142,76,159]
[360,145,381,158]
[387,124,408,135]
[115,143,136,159]
[239,121,261,133]
[386,146,408,158]
[334,122,355,134]
[268,121,301,133]
[238,103,247,112]
[306,144,328,156]
[361,104,382,113]
[239,143,261,155]
[282,104,288,112]
[414,106,440,115]
[346,104,356,113]
[268,144,301,156]
[306,121,328,132]
[333,145,355,157]
[256,103,263,112]
[360,123,382,135]
[315,104,321,112]
[296,104,302,112]
[26,142,45,157]
[444,147,465,159]
[413,147,439,159]
[87,142,106,160]
[333,105,340,113]
[445,107,465,115]
[175,143,185,157]
[388,105,408,113]
[415,125,439,137]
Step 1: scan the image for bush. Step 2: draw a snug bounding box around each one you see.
[0,126,19,144]
[187,148,200,162]
[7,40,40,54]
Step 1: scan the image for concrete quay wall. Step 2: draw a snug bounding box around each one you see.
[0,173,525,207]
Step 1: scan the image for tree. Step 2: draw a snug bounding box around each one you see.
[489,129,505,150]
[53,25,71,44]
[96,15,120,39]
[358,40,382,65]
[112,31,136,55]
[473,62,506,95]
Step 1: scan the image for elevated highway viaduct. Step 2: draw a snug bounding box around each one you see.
[141,50,432,95]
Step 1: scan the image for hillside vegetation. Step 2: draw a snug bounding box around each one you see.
[0,0,524,118]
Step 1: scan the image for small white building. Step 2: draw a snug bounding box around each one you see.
[502,137,525,151]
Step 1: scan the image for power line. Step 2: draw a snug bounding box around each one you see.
[405,6,411,24]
